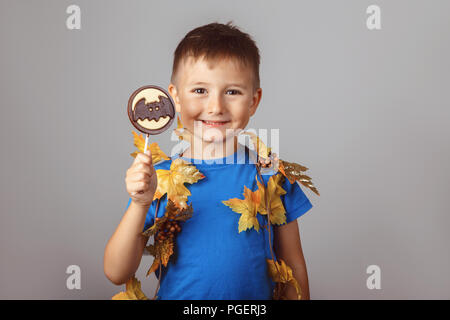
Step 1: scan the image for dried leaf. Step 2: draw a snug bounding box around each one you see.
[222,185,261,233]
[142,215,168,237]
[145,244,157,256]
[159,238,174,266]
[112,276,148,300]
[130,131,170,164]
[278,159,320,196]
[173,211,193,222]
[145,237,174,276]
[165,198,193,221]
[241,131,271,159]
[142,197,192,238]
[144,199,193,277]
[256,173,287,225]
[266,259,302,300]
[146,253,160,276]
[154,158,205,208]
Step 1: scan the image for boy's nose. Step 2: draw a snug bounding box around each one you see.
[206,93,225,114]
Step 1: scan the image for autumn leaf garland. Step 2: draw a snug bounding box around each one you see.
[221,131,320,299]
[143,199,193,276]
[126,132,204,300]
[112,131,319,300]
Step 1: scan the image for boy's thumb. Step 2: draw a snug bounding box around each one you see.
[145,149,151,156]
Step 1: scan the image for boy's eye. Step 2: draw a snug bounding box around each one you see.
[226,89,241,95]
[193,88,206,94]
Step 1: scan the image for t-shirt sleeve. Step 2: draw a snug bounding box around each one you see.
[280,178,313,224]
[125,197,159,233]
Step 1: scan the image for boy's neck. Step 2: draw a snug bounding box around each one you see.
[181,135,239,160]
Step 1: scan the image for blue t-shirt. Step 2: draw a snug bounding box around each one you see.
[125,143,313,300]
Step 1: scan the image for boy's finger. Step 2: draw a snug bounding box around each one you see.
[145,149,152,164]
[128,182,148,193]
[128,163,153,178]
[128,171,152,182]
[135,152,152,164]
[134,163,153,176]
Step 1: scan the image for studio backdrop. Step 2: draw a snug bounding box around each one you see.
[1,0,449,299]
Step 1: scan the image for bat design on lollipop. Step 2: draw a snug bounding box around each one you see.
[133,95,174,123]
[127,85,176,195]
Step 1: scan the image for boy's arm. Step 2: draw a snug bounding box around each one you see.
[273,220,310,300]
[104,150,157,285]
[103,201,150,285]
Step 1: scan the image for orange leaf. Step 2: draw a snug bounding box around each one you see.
[145,237,174,276]
[222,185,261,233]
[266,259,302,300]
[256,173,287,225]
[146,259,160,277]
[111,276,148,300]
[130,131,170,164]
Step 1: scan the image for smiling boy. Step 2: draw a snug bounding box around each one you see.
[104,22,313,300]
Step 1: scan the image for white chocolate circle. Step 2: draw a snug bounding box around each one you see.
[137,116,171,130]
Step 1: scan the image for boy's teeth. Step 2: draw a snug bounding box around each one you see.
[203,120,227,124]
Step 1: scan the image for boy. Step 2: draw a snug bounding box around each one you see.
[104,22,313,300]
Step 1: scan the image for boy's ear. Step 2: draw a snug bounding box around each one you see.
[168,83,181,113]
[249,88,262,117]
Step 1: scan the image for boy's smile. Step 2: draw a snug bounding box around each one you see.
[168,55,262,158]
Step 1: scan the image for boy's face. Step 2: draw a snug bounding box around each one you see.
[168,56,262,145]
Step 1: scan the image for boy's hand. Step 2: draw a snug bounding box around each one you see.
[125,150,157,208]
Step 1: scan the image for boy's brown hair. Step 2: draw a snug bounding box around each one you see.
[171,22,261,90]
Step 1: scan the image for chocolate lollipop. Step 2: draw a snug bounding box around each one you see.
[127,85,175,194]
[128,85,175,150]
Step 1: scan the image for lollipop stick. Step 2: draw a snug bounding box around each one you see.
[144,134,149,153]
[137,134,150,195]
[132,134,150,197]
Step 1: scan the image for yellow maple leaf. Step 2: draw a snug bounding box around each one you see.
[266,259,302,300]
[222,185,262,233]
[241,131,271,159]
[278,159,320,196]
[154,158,205,208]
[130,131,170,164]
[256,173,287,225]
[112,276,148,300]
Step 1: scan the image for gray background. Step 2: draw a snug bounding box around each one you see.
[1,0,449,299]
